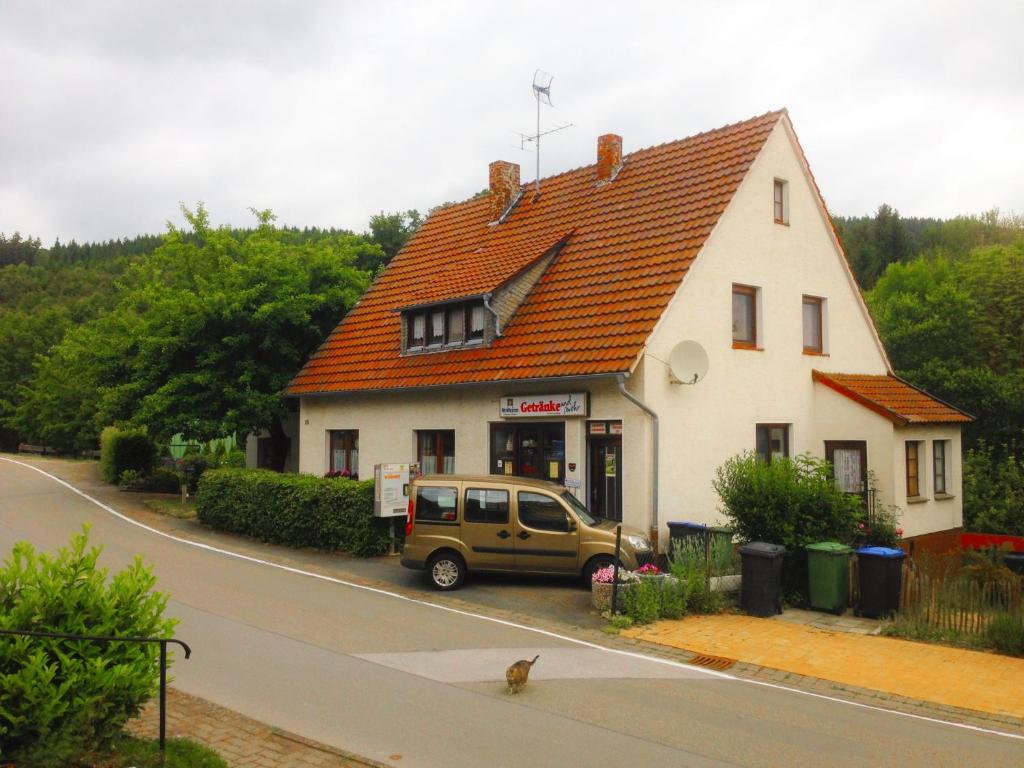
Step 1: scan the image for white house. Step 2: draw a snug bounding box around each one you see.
[286,109,971,550]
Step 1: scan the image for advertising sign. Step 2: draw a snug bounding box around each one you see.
[500,393,587,418]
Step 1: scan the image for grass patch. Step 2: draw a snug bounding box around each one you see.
[75,735,227,767]
[143,497,197,519]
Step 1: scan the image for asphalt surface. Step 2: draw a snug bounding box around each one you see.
[1,456,1021,767]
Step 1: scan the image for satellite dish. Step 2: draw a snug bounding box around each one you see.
[668,341,709,385]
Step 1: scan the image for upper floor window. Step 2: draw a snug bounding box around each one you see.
[732,284,759,349]
[802,296,824,354]
[774,179,788,224]
[405,300,487,353]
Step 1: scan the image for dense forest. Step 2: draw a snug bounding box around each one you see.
[1,205,1021,531]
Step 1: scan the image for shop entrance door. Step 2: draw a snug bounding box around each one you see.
[589,436,623,522]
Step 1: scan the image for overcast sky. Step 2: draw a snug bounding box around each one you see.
[1,0,1021,245]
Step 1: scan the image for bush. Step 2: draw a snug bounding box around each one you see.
[145,467,184,493]
[963,442,1024,535]
[713,452,864,597]
[621,578,661,624]
[99,426,158,484]
[177,453,209,494]
[0,528,175,765]
[985,614,1024,656]
[196,468,392,556]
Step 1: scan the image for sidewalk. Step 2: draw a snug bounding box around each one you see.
[623,613,1024,720]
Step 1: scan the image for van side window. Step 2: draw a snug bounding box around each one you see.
[464,489,509,524]
[416,487,458,522]
[518,492,570,532]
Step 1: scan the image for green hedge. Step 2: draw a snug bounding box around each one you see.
[196,469,392,557]
[99,426,158,484]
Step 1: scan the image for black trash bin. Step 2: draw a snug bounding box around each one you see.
[856,546,906,619]
[1004,552,1024,575]
[739,542,786,617]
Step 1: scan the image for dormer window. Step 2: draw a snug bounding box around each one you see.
[404,300,488,353]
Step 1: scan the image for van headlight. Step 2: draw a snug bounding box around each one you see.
[625,534,652,551]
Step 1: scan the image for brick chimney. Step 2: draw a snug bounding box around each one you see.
[488,160,521,222]
[596,134,623,183]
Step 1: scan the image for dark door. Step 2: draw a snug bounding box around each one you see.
[825,441,868,494]
[589,436,623,521]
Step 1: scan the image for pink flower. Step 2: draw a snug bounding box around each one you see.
[858,523,865,530]
[896,528,904,536]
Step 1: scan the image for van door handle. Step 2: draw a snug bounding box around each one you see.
[497,530,511,539]
[517,531,531,540]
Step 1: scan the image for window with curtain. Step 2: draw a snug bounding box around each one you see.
[329,430,359,477]
[933,440,948,495]
[417,430,455,474]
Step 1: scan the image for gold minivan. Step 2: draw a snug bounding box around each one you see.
[400,474,654,590]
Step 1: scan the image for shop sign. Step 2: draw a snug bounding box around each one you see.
[500,393,587,418]
[609,421,622,435]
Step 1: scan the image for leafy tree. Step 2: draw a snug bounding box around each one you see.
[12,205,375,466]
[963,442,1024,536]
[365,209,422,269]
[0,232,42,266]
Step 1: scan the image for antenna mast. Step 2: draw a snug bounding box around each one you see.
[518,69,572,196]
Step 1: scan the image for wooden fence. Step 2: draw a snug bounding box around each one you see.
[898,563,1023,636]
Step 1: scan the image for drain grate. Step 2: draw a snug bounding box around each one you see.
[687,653,736,671]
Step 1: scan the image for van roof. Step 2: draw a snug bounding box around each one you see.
[414,474,566,491]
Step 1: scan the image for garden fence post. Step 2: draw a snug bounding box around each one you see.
[611,524,622,613]
[160,639,167,761]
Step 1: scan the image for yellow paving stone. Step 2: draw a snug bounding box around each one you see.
[622,614,1024,719]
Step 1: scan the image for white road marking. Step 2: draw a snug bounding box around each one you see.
[355,647,713,683]
[2,455,1021,742]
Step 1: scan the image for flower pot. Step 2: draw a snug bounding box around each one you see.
[591,581,634,612]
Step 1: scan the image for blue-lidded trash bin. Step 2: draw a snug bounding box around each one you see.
[856,546,906,619]
[667,522,734,565]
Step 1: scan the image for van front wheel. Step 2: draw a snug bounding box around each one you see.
[428,552,466,591]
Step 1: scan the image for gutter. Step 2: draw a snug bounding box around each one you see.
[616,374,658,539]
[482,293,502,337]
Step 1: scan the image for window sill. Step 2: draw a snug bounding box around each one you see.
[774,219,790,227]
[732,342,762,351]
[934,493,955,501]
[907,495,928,505]
[802,350,829,357]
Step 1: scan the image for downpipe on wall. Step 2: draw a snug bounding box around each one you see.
[616,374,658,545]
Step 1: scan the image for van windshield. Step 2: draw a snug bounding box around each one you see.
[561,491,598,526]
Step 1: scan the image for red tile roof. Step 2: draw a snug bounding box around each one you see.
[287,110,786,395]
[812,371,973,425]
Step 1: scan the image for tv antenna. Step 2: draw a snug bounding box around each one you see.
[517,69,573,197]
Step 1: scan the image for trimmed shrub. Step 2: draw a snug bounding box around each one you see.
[145,467,184,493]
[196,468,392,556]
[0,528,175,766]
[713,452,864,598]
[985,614,1024,657]
[99,426,158,484]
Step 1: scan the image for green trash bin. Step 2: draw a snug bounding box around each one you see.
[806,542,853,614]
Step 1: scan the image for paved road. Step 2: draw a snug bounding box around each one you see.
[1,457,1020,767]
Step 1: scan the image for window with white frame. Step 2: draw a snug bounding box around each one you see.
[933,439,950,496]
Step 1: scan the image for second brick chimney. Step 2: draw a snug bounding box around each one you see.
[488,160,521,222]
[596,134,623,183]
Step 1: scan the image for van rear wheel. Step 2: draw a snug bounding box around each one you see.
[428,551,466,591]
[583,555,616,589]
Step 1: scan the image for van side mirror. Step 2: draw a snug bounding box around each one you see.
[566,516,577,533]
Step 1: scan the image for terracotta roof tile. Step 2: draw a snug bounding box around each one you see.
[812,371,973,425]
[288,110,786,395]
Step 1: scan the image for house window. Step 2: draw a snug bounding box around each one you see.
[732,284,758,348]
[329,430,359,477]
[774,179,788,224]
[802,296,824,354]
[468,304,486,342]
[756,424,789,464]
[906,440,922,498]
[417,430,455,475]
[404,300,487,353]
[933,440,949,495]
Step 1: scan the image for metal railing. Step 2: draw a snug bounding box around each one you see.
[0,628,191,759]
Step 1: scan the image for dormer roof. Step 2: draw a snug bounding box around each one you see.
[288,110,786,395]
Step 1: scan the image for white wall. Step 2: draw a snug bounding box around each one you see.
[891,424,964,538]
[642,118,891,539]
[298,376,656,532]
